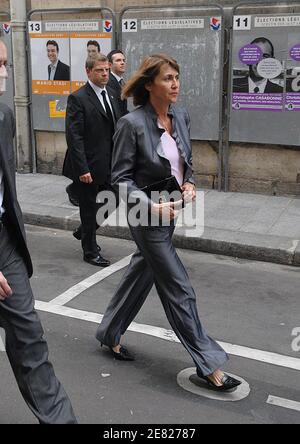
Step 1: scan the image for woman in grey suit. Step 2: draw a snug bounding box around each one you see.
[96,54,241,391]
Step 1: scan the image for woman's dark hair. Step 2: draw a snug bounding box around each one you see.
[122,54,180,106]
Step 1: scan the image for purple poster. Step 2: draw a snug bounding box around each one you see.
[232,39,284,112]
[285,43,300,111]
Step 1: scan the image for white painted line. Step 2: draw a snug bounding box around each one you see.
[36,301,103,323]
[267,395,300,412]
[0,338,5,352]
[34,301,300,372]
[0,328,5,352]
[49,255,133,306]
[218,341,300,372]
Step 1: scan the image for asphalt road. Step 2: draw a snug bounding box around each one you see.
[0,226,299,425]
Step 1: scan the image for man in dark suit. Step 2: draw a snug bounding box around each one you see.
[47,40,70,81]
[65,40,102,207]
[63,54,122,267]
[233,37,283,94]
[233,76,283,93]
[107,50,128,115]
[0,38,76,424]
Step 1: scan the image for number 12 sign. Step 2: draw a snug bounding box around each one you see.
[233,16,252,31]
[122,19,138,33]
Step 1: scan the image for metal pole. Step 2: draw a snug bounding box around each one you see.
[10,0,32,172]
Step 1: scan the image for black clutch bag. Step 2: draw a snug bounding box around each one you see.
[141,176,183,205]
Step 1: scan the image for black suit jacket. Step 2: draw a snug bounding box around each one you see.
[107,73,128,116]
[63,82,122,185]
[0,102,33,277]
[48,60,70,81]
[233,76,283,93]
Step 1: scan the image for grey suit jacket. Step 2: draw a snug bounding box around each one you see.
[0,102,32,277]
[111,102,195,208]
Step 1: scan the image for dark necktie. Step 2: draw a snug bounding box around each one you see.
[101,90,115,127]
[254,87,260,93]
[119,78,125,88]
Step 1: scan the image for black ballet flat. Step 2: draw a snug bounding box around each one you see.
[101,343,135,361]
[197,370,241,392]
[110,346,135,361]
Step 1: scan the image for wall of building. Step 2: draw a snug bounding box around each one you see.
[3,0,300,196]
[0,0,9,11]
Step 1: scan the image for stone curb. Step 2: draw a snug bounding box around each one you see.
[23,211,300,267]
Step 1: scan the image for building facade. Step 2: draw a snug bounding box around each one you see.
[1,0,300,196]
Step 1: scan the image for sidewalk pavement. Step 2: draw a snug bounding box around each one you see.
[16,173,300,266]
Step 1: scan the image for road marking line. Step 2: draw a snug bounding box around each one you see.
[35,301,300,372]
[217,342,300,372]
[0,328,5,352]
[49,255,133,306]
[267,395,300,412]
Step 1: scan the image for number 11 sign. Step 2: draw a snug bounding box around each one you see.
[233,16,252,31]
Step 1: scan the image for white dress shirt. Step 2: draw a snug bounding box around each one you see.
[0,165,5,217]
[88,80,114,116]
[49,61,58,81]
[249,77,267,93]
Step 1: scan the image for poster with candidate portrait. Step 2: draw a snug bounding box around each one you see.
[232,19,285,112]
[28,20,114,131]
[70,29,113,93]
[232,14,300,113]
[286,33,300,111]
[229,14,300,145]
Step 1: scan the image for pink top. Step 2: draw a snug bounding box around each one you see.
[159,122,185,186]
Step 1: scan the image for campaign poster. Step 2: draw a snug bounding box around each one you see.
[232,15,300,113]
[28,20,114,130]
[70,22,113,92]
[30,33,71,96]
[286,33,300,111]
[232,16,285,112]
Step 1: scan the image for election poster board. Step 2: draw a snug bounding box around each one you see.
[28,20,114,131]
[229,14,300,145]
[121,9,224,141]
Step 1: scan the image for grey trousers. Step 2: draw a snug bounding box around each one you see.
[0,224,77,424]
[96,223,229,377]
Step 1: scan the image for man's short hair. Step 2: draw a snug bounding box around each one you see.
[107,49,125,64]
[87,40,101,52]
[251,37,274,57]
[47,40,59,52]
[85,54,108,70]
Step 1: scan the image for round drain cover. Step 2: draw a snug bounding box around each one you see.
[177,368,250,402]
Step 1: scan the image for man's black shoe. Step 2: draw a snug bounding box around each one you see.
[73,229,102,252]
[73,229,81,241]
[66,184,79,207]
[84,254,110,267]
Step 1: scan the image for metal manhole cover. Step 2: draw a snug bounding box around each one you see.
[177,368,251,402]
